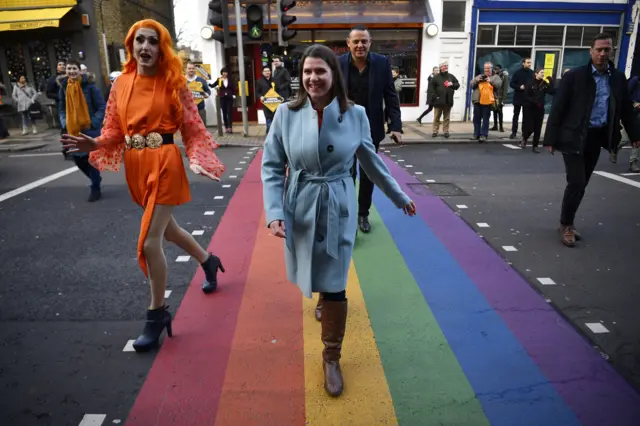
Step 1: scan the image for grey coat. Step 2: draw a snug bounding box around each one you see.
[12,83,37,112]
[261,98,411,298]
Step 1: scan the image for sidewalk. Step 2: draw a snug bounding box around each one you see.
[0,125,56,152]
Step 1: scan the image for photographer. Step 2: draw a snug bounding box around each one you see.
[470,62,502,143]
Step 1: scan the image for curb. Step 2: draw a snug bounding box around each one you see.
[0,142,49,152]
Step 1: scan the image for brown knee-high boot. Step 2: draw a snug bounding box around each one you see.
[321,299,348,396]
[315,293,324,321]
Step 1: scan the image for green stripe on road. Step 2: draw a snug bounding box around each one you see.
[353,205,490,426]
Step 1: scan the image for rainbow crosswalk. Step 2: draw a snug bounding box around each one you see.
[125,151,640,426]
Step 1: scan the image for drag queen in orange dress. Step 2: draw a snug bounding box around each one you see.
[61,19,226,352]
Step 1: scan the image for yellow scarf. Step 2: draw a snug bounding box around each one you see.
[66,78,91,136]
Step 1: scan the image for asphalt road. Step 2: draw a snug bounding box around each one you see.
[0,146,259,426]
[381,141,640,391]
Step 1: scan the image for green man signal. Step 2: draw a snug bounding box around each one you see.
[246,4,264,41]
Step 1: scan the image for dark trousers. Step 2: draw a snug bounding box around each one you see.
[73,154,102,191]
[220,97,234,129]
[522,104,544,147]
[417,104,434,121]
[492,104,503,128]
[473,104,492,137]
[560,129,605,226]
[321,290,346,301]
[511,104,522,134]
[351,138,381,217]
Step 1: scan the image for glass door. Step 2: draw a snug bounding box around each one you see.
[533,49,561,113]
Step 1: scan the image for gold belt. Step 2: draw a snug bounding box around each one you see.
[125,132,165,150]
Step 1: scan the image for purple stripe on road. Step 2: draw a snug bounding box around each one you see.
[382,154,640,426]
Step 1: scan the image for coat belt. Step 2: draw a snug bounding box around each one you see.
[284,169,352,259]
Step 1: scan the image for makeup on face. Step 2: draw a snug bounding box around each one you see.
[134,28,160,70]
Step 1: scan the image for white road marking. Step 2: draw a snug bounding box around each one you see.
[502,143,521,150]
[0,166,78,204]
[586,323,610,333]
[176,255,191,262]
[234,167,243,170]
[621,173,640,176]
[456,204,468,209]
[397,159,405,162]
[243,156,250,159]
[537,277,556,285]
[426,179,436,183]
[204,211,215,216]
[122,340,135,352]
[79,414,107,425]
[239,161,246,164]
[229,175,237,178]
[414,172,423,175]
[8,152,62,158]
[594,171,640,189]
[405,165,413,168]
[192,230,205,236]
[502,246,518,252]
[164,290,172,298]
[214,195,224,200]
[222,184,231,188]
[477,223,490,228]
[391,154,397,157]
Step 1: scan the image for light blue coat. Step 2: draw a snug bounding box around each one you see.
[261,97,411,298]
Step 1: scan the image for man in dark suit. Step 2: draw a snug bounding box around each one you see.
[339,25,402,234]
[543,32,640,247]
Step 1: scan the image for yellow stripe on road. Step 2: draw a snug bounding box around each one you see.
[303,262,398,425]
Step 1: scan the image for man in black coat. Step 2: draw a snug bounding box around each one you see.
[339,25,402,234]
[543,32,640,247]
[509,57,534,139]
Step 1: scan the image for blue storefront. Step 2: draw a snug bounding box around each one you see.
[464,0,633,119]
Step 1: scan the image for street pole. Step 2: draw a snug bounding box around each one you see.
[234,0,249,136]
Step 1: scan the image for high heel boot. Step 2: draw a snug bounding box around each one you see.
[201,253,225,294]
[132,305,173,353]
[321,299,348,397]
[315,293,324,321]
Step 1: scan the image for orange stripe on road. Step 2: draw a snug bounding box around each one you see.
[214,212,306,425]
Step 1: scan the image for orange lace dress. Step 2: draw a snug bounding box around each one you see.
[89,72,225,277]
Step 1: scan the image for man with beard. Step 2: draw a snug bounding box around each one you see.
[339,25,402,234]
[543,33,640,247]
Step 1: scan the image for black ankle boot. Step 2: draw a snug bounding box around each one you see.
[201,253,225,294]
[132,305,172,353]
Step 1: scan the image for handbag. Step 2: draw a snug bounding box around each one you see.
[19,85,43,119]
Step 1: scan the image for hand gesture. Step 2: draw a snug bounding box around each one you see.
[189,163,220,181]
[390,131,403,144]
[60,133,99,153]
[269,220,286,238]
[403,200,417,216]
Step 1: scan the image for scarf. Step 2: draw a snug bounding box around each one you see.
[65,78,91,136]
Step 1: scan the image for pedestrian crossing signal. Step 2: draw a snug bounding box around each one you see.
[246,4,264,41]
[277,0,297,46]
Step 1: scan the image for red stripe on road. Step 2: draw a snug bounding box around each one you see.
[213,212,305,425]
[126,152,265,426]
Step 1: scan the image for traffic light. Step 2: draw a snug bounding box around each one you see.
[208,0,232,46]
[277,0,297,46]
[246,4,264,41]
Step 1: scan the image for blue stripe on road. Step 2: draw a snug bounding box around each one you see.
[371,187,582,426]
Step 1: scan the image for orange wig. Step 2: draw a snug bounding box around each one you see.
[122,19,186,121]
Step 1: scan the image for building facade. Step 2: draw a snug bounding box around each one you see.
[0,0,174,103]
[197,0,471,125]
[465,0,633,120]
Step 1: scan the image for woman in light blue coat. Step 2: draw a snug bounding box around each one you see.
[261,44,416,397]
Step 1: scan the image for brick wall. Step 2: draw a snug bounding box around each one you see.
[92,0,175,82]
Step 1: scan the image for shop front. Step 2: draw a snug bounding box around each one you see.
[199,0,436,127]
[466,0,631,119]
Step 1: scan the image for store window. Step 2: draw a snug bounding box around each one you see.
[443,1,466,32]
[314,28,421,105]
[271,30,313,97]
[5,44,27,84]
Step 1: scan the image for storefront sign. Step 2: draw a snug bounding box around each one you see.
[291,77,300,92]
[0,19,59,31]
[262,86,284,113]
[400,78,417,88]
[0,0,76,8]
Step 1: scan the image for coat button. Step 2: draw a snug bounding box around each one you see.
[317,235,324,242]
[327,145,334,153]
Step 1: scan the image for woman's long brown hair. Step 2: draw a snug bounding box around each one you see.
[288,44,353,114]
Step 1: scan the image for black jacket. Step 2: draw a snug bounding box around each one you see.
[339,52,401,144]
[524,77,555,109]
[427,72,460,107]
[510,67,534,106]
[543,60,640,154]
[273,67,291,100]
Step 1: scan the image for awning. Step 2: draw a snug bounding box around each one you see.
[0,7,73,32]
